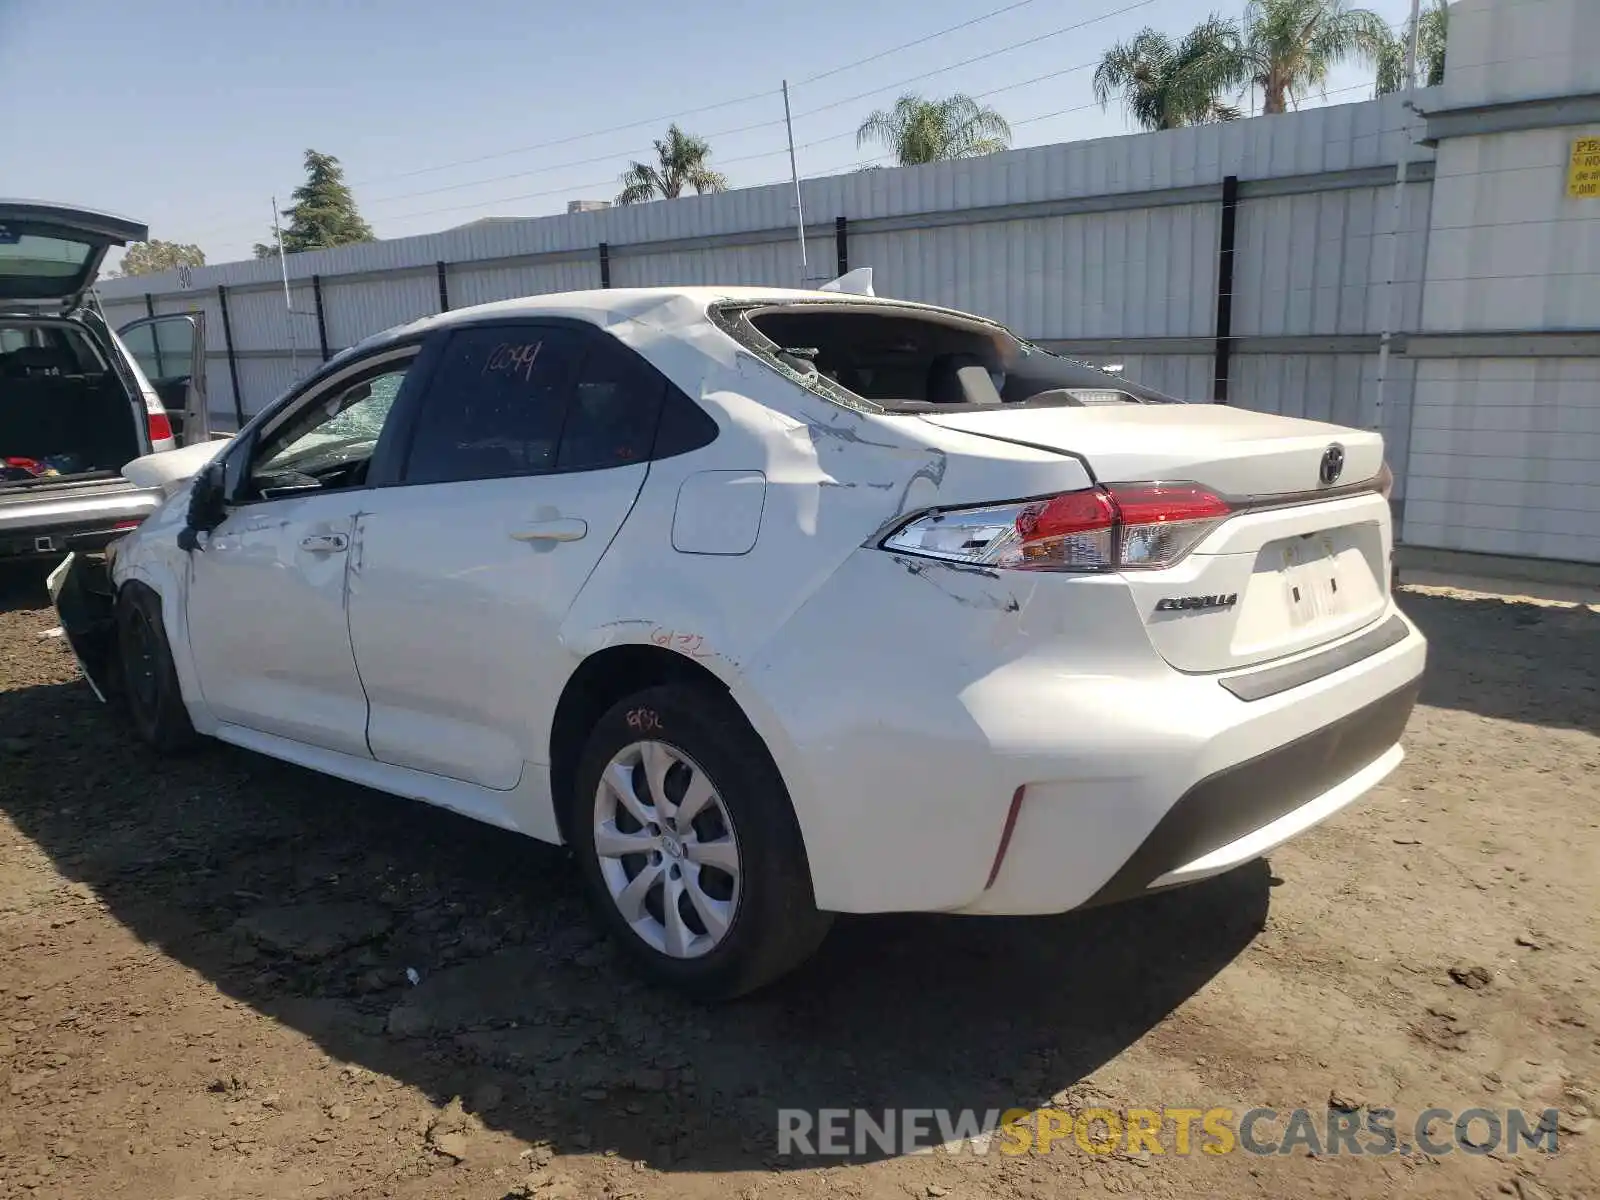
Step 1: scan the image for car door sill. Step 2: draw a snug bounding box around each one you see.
[211,722,562,844]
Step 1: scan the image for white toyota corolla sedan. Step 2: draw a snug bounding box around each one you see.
[50,282,1426,998]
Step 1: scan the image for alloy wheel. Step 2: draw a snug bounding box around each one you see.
[592,740,741,958]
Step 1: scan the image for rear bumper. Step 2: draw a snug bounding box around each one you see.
[939,610,1425,916]
[1078,678,1419,907]
[737,549,1427,916]
[0,482,161,558]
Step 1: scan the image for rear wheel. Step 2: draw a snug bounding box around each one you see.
[569,683,832,999]
[115,582,198,754]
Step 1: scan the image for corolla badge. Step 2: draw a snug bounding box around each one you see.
[1155,593,1238,612]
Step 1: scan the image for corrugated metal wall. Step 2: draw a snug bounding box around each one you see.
[847,204,1221,338]
[1403,0,1600,564]
[98,87,1600,565]
[98,94,1429,414]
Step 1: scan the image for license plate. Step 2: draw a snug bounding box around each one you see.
[1280,535,1345,626]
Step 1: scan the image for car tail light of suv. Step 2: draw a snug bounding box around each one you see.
[881,482,1233,572]
[133,376,175,446]
[146,408,174,444]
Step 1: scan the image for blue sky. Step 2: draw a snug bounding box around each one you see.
[2,0,1415,266]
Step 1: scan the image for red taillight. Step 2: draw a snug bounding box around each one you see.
[147,411,174,444]
[884,481,1233,572]
[1017,489,1118,567]
[1105,483,1232,525]
[1013,483,1231,570]
[112,519,144,531]
[1019,489,1117,539]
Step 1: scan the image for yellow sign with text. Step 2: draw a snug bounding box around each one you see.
[1568,137,1600,199]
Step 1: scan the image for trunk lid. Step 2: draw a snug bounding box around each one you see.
[0,201,147,313]
[920,404,1384,499]
[920,404,1393,674]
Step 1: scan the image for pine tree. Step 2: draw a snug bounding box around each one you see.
[254,150,375,259]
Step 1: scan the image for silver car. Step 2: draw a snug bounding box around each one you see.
[0,200,210,561]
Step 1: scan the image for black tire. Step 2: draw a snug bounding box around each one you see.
[568,683,833,1000]
[115,582,199,754]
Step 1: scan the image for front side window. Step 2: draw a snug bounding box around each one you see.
[249,362,411,497]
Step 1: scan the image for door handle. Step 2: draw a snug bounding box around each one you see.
[510,518,588,543]
[300,532,350,553]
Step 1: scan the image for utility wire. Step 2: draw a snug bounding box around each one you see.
[192,0,1403,247]
[794,0,1045,85]
[349,86,782,188]
[367,4,1148,213]
[361,114,791,206]
[187,0,1156,240]
[791,0,1155,119]
[354,0,1058,189]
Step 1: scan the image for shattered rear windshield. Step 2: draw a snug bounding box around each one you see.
[712,300,1180,414]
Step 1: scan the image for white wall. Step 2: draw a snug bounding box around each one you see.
[1403,0,1600,562]
[1439,0,1600,110]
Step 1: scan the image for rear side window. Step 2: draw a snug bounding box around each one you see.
[556,337,665,471]
[403,325,583,485]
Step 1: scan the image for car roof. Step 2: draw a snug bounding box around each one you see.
[346,285,959,357]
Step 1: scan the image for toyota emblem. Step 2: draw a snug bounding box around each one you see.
[1319,444,1345,486]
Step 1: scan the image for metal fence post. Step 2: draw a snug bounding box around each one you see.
[1212,174,1240,404]
[835,217,848,278]
[598,242,611,288]
[311,274,331,362]
[436,261,450,312]
[216,284,245,428]
[142,293,166,376]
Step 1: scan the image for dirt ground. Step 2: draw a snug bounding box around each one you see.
[0,563,1595,1200]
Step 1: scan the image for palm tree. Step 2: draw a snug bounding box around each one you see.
[1376,0,1449,94]
[616,125,728,205]
[1093,16,1243,131]
[855,94,1012,167]
[1235,0,1391,114]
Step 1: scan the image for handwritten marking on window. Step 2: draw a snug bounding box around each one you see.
[483,341,543,383]
[649,627,712,659]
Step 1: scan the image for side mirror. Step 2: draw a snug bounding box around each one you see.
[177,461,227,552]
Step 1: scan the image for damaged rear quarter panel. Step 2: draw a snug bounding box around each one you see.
[558,319,1097,895]
[560,317,1091,679]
